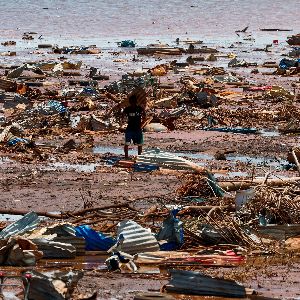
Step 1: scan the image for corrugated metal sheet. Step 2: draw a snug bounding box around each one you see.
[169,106,186,117]
[32,238,76,258]
[0,212,40,239]
[117,220,159,255]
[28,270,83,300]
[118,87,148,109]
[136,148,202,172]
[44,223,76,237]
[258,224,300,240]
[165,269,246,297]
[54,236,86,255]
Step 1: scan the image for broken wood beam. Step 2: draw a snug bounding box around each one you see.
[218,177,300,191]
[292,150,300,176]
[0,203,137,220]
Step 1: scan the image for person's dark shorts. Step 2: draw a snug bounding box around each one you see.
[125,129,144,145]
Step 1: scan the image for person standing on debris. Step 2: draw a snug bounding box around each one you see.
[123,94,146,159]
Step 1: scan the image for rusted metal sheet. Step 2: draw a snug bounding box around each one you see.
[134,292,175,300]
[32,239,76,259]
[117,220,159,255]
[54,236,86,255]
[165,269,246,297]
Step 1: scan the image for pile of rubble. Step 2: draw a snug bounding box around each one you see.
[0,166,300,298]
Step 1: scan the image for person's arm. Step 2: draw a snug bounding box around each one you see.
[141,107,146,122]
[140,107,147,129]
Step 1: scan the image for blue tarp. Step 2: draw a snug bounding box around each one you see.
[279,58,300,70]
[75,225,116,251]
[157,209,184,251]
[133,163,159,172]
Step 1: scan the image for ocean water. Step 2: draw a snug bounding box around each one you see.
[0,0,299,47]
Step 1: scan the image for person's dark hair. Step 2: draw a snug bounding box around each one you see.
[129,94,137,105]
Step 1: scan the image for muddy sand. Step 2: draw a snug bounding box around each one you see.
[0,20,300,300]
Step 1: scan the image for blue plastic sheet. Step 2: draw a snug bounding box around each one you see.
[279,58,300,70]
[7,137,29,146]
[75,225,116,251]
[133,163,159,172]
[159,241,179,251]
[157,209,184,251]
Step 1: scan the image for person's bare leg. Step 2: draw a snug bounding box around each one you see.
[138,145,142,155]
[124,145,129,159]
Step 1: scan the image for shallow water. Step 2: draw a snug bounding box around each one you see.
[93,145,289,168]
[0,0,299,48]
[0,211,60,222]
[46,161,102,172]
[0,213,27,222]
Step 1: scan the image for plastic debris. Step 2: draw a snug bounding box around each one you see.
[75,225,116,251]
[120,40,136,47]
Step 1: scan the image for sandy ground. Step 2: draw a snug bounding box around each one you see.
[0,128,298,212]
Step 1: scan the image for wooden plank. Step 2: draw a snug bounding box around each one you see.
[0,78,17,92]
